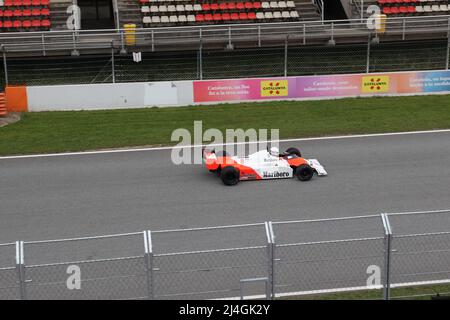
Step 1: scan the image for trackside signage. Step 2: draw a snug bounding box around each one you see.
[193,70,450,103]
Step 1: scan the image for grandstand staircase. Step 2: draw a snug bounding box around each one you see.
[295,0,322,21]
[50,0,75,30]
[117,0,143,28]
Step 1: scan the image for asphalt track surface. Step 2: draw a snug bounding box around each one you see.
[1,130,450,299]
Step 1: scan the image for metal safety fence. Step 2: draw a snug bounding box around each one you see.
[0,38,449,87]
[0,209,449,300]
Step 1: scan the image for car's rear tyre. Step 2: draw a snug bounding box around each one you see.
[220,166,240,186]
[285,147,302,157]
[296,164,314,181]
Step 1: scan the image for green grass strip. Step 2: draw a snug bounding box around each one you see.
[0,94,450,156]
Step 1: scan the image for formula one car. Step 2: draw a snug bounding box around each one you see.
[203,146,327,186]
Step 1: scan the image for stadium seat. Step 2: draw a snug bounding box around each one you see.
[239,12,248,20]
[222,13,231,20]
[13,9,22,17]
[41,19,50,28]
[248,12,256,19]
[187,14,195,22]
[178,15,187,23]
[195,14,204,22]
[143,16,151,24]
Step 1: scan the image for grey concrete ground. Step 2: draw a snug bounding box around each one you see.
[0,131,449,299]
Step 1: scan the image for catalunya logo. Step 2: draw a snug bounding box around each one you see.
[361,76,390,93]
[261,80,288,97]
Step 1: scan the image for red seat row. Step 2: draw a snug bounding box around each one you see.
[2,0,49,6]
[201,2,262,10]
[0,19,50,28]
[196,12,257,21]
[383,6,416,14]
[0,8,50,16]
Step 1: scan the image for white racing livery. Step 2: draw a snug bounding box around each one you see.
[203,146,327,186]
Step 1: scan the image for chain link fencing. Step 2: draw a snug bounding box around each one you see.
[1,38,449,87]
[0,210,449,300]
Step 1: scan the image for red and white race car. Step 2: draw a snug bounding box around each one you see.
[203,146,327,186]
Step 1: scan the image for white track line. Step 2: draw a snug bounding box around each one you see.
[1,128,450,160]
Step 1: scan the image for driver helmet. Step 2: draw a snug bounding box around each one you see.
[269,147,279,157]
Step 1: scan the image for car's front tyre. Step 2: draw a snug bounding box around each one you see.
[296,164,314,181]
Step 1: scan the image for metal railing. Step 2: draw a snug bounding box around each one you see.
[0,15,449,55]
[0,209,449,300]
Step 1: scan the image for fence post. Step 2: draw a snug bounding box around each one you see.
[198,30,203,80]
[284,36,288,77]
[366,34,371,73]
[111,46,115,83]
[446,18,450,70]
[265,222,275,299]
[15,241,26,300]
[2,49,8,85]
[143,230,154,300]
[361,0,364,23]
[381,213,393,300]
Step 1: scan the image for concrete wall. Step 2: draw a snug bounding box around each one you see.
[27,81,193,111]
[18,69,450,112]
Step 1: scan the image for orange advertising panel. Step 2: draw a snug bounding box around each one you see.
[5,86,28,112]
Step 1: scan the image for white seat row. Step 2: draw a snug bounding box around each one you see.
[142,11,299,24]
[142,4,202,13]
[143,15,194,23]
[262,1,295,9]
[416,4,450,12]
[262,10,298,19]
[142,1,296,13]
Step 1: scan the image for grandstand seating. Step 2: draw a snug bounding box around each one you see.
[139,0,302,26]
[377,0,450,16]
[0,0,51,31]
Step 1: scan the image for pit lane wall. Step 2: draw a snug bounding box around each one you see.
[6,70,450,112]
